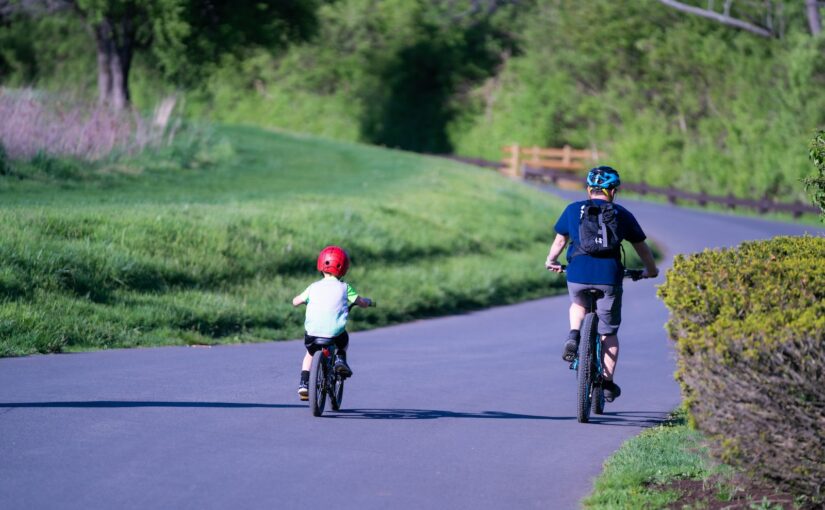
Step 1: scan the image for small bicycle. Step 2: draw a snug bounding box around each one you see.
[307,301,375,417]
[562,267,645,423]
[307,336,345,417]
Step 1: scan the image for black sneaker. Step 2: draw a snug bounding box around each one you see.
[602,380,621,402]
[562,337,579,362]
[334,356,353,378]
[297,382,309,401]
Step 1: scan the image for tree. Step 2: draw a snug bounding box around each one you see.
[2,0,319,109]
[805,0,822,35]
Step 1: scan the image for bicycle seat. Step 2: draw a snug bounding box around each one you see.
[309,337,337,347]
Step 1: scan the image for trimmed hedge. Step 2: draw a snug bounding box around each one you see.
[658,236,825,501]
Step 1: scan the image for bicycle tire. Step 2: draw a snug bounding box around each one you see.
[577,313,599,423]
[593,385,605,415]
[308,351,327,417]
[331,376,344,411]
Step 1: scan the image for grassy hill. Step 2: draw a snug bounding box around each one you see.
[0,125,572,356]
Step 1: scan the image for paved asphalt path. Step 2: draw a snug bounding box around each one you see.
[1,188,822,510]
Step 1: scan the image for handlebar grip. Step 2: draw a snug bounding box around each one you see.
[624,269,644,281]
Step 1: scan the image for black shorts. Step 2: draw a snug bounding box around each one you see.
[304,331,349,354]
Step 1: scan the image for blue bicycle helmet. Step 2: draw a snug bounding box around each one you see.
[586,166,621,190]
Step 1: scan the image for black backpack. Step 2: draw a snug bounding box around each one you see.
[572,201,622,258]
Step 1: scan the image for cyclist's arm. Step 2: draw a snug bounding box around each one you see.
[545,233,568,269]
[631,241,659,278]
[354,296,373,308]
[292,288,310,306]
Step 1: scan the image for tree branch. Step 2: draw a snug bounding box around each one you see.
[657,0,774,37]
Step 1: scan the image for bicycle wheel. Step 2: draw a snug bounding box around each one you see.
[593,384,605,415]
[308,351,327,417]
[331,376,344,411]
[577,313,599,423]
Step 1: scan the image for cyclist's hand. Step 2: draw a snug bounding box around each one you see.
[545,258,564,273]
[642,267,659,279]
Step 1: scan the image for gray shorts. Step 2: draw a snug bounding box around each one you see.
[567,282,623,335]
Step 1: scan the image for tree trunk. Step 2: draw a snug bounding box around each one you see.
[93,16,133,110]
[805,0,822,36]
[94,20,115,107]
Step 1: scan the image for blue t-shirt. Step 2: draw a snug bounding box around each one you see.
[554,199,646,285]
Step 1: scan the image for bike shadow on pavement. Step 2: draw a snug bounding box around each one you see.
[586,410,670,427]
[324,408,577,420]
[0,401,305,409]
[327,409,669,425]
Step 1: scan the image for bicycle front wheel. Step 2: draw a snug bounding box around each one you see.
[308,351,327,417]
[577,313,599,423]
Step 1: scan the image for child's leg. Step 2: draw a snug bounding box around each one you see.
[301,351,313,371]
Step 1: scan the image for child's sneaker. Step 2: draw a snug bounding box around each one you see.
[297,382,309,401]
[334,356,353,378]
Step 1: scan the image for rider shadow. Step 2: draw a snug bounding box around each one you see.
[326,408,576,420]
[586,410,670,427]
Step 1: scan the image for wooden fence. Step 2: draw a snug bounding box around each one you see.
[445,148,820,218]
[501,144,601,177]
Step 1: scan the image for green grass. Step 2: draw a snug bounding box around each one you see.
[583,410,716,510]
[1,124,579,356]
[583,410,806,510]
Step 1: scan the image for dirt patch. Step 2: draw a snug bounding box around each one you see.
[653,476,799,509]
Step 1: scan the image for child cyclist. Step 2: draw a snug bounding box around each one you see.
[292,246,373,401]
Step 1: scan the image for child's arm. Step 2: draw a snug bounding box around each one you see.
[354,296,374,308]
[292,289,310,307]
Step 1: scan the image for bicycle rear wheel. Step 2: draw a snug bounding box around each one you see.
[593,384,605,415]
[577,313,599,423]
[308,351,327,417]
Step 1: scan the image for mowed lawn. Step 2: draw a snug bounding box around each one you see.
[1,125,570,356]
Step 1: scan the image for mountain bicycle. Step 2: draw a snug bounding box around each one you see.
[564,267,645,423]
[307,302,375,417]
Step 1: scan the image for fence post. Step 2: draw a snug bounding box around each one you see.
[562,144,572,166]
[506,144,521,177]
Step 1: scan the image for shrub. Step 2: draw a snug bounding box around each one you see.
[658,236,825,501]
[804,130,825,219]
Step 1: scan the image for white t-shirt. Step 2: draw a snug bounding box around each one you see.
[298,276,358,337]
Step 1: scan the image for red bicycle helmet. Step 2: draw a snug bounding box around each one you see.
[316,246,350,277]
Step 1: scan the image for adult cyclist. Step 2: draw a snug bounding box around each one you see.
[544,166,658,402]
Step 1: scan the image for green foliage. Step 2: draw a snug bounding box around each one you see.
[584,409,715,509]
[5,0,824,202]
[193,0,521,153]
[658,236,825,500]
[803,130,825,218]
[0,124,568,356]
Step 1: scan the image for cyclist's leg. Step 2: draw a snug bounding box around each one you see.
[593,285,622,380]
[333,331,352,377]
[569,302,586,329]
[601,334,618,379]
[563,284,590,361]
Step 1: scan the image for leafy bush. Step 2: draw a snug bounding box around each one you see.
[658,236,825,500]
[804,130,825,219]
